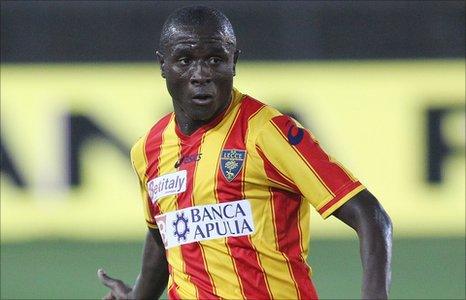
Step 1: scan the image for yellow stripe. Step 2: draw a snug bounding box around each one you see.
[154,117,198,299]
[139,134,153,225]
[192,99,244,299]
[267,176,297,192]
[270,188,300,299]
[257,120,332,209]
[215,100,246,298]
[245,109,300,299]
[192,133,218,297]
[167,274,174,296]
[321,185,365,219]
[271,121,334,197]
[130,132,154,225]
[240,145,274,299]
[298,197,312,276]
[156,116,181,213]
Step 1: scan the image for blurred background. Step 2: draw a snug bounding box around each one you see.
[1,1,464,299]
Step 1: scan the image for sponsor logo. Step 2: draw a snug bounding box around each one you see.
[155,199,255,249]
[173,212,190,241]
[174,153,202,168]
[286,122,304,145]
[147,170,187,203]
[220,149,246,181]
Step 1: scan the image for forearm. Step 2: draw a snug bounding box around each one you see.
[131,271,167,300]
[358,214,392,299]
[130,230,169,300]
[334,190,393,300]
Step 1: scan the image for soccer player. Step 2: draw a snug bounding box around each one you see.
[98,6,392,300]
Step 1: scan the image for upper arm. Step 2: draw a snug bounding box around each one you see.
[255,114,364,218]
[141,228,168,274]
[148,228,165,250]
[332,189,392,234]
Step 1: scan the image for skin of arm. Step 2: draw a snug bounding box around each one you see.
[333,189,393,300]
[98,228,168,299]
[129,228,169,300]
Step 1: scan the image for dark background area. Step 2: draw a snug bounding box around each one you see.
[1,0,465,62]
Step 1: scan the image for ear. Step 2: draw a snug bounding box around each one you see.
[155,50,166,78]
[232,49,241,77]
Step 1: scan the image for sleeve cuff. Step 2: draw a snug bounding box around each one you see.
[146,220,158,229]
[317,181,365,219]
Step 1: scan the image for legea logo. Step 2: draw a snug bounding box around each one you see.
[155,200,255,249]
[147,170,187,203]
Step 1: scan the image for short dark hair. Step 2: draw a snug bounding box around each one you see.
[159,6,236,52]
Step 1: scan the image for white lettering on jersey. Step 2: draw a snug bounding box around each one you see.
[155,200,255,249]
[147,170,187,203]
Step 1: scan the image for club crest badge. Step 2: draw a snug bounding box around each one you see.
[220,149,246,182]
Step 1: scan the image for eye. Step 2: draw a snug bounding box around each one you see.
[208,57,222,65]
[178,57,191,66]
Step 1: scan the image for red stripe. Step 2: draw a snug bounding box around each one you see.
[144,113,173,217]
[215,97,273,299]
[270,115,355,194]
[318,181,362,215]
[256,145,299,192]
[270,188,319,299]
[177,135,219,300]
[168,282,181,300]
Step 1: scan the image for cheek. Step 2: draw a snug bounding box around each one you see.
[165,78,184,101]
[212,65,235,82]
[214,71,234,89]
[217,63,236,76]
[166,67,189,82]
[165,69,189,93]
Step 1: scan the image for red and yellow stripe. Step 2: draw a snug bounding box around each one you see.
[214,96,274,299]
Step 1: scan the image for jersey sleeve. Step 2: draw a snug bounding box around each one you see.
[255,114,365,219]
[130,135,158,229]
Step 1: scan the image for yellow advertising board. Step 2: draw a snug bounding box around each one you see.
[1,60,464,241]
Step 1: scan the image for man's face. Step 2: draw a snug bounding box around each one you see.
[158,26,238,123]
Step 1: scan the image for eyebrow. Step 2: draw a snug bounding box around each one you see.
[171,44,230,56]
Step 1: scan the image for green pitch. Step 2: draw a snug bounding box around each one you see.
[1,238,464,299]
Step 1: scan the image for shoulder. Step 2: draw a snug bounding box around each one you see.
[130,112,174,161]
[238,93,311,149]
[239,94,282,126]
[239,94,286,138]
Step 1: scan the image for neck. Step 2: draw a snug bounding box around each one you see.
[175,114,207,136]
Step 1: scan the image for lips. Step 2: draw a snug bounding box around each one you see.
[192,93,213,105]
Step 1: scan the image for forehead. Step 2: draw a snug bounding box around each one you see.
[165,26,234,54]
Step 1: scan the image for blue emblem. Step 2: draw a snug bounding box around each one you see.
[172,212,190,242]
[287,125,304,145]
[220,149,246,182]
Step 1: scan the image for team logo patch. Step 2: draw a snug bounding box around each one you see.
[220,149,246,181]
[287,124,304,145]
[155,200,255,249]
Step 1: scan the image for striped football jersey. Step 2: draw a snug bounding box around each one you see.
[131,88,364,299]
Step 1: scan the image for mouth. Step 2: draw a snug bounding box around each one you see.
[192,94,214,105]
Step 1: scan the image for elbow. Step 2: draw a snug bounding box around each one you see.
[378,207,393,242]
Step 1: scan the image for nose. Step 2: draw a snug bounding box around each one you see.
[190,61,212,85]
